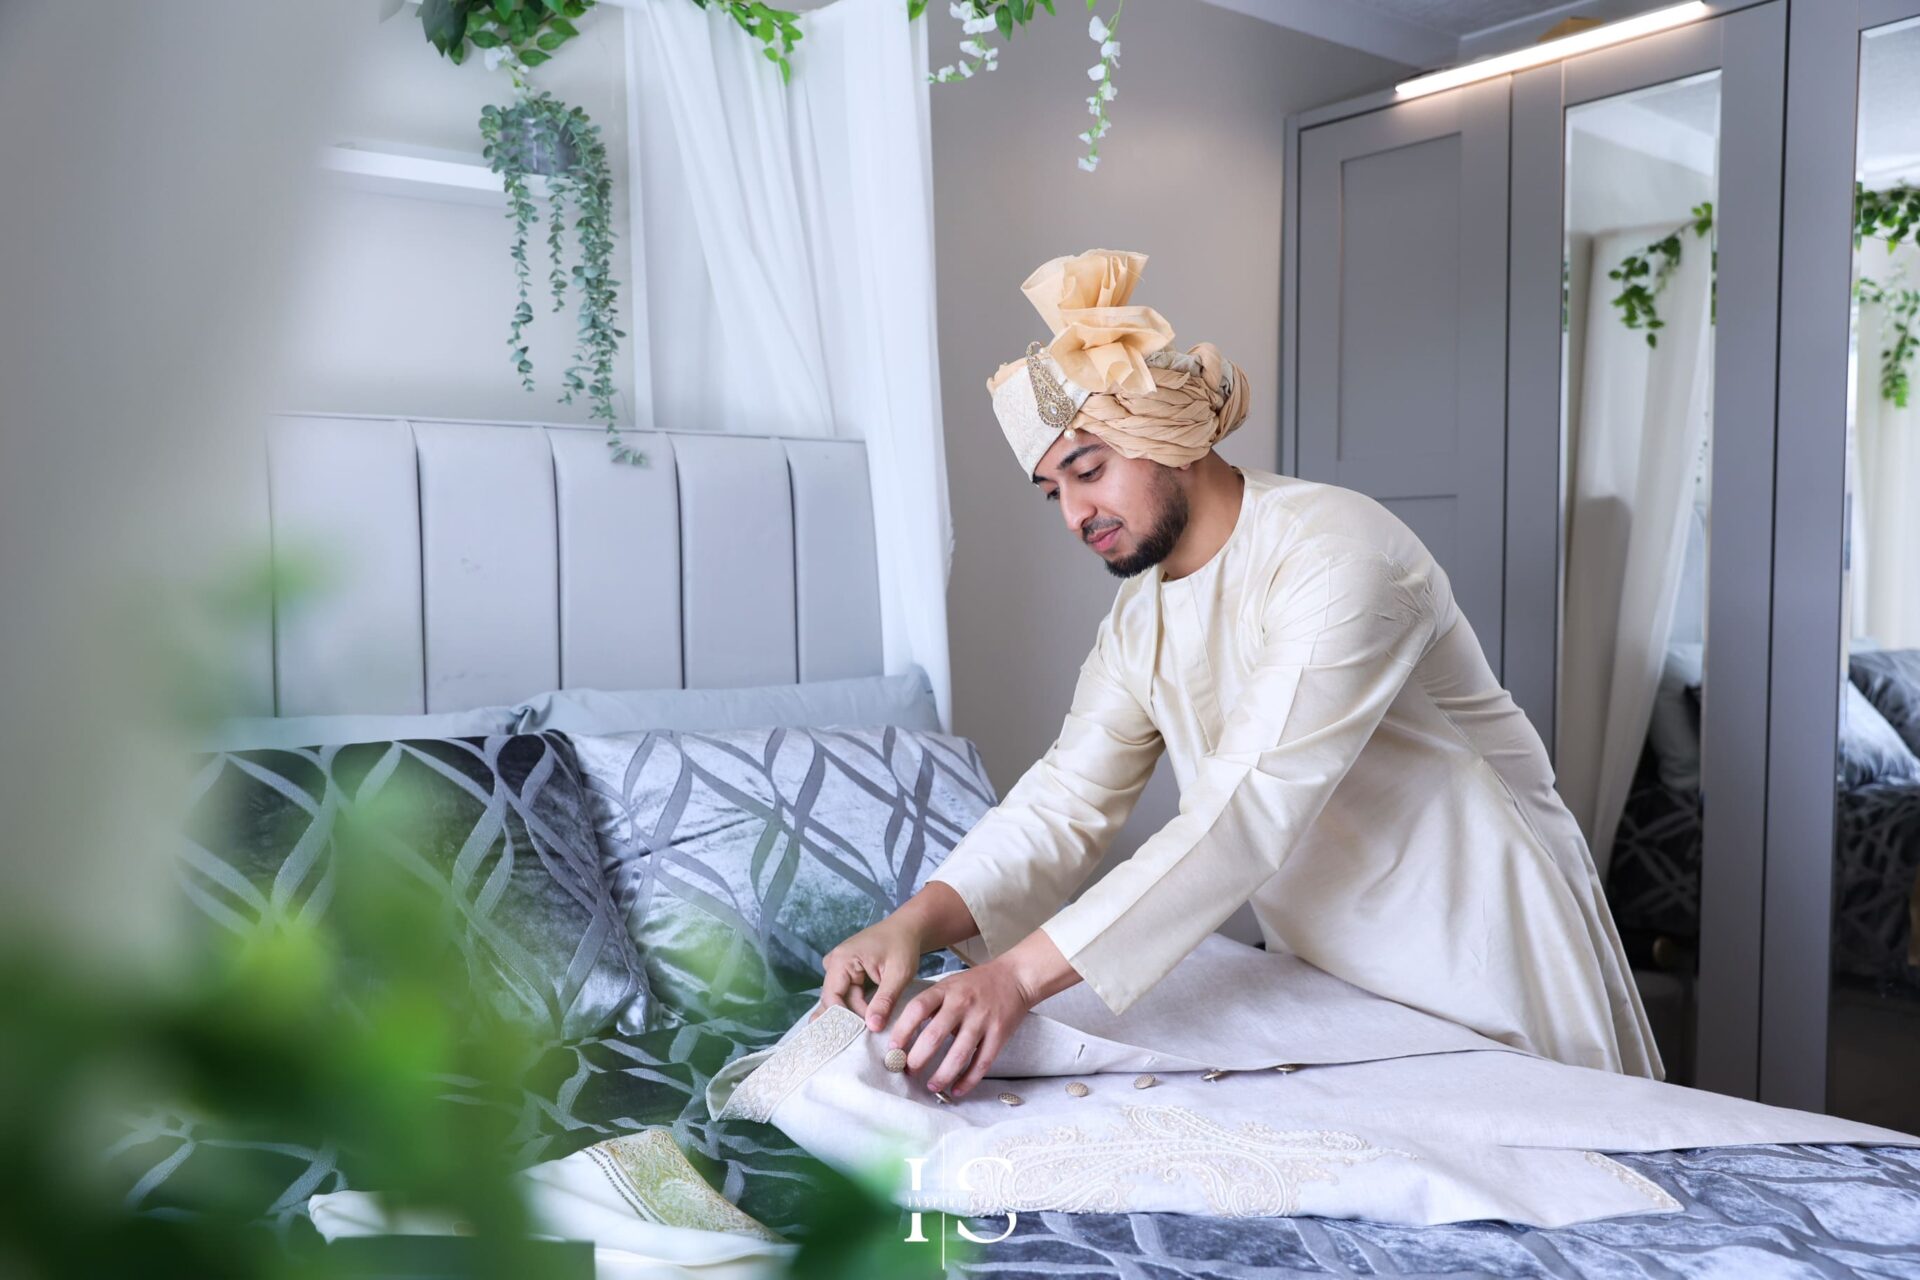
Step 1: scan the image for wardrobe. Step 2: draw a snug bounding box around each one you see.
[1282,0,1920,1130]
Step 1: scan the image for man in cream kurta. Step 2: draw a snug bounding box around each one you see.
[881,248,1662,1084]
[925,462,1663,1080]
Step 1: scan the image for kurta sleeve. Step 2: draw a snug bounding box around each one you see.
[923,609,1164,968]
[1037,541,1437,1015]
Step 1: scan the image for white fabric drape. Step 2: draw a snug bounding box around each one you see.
[622,0,956,731]
[1557,225,1715,876]
[1851,243,1920,649]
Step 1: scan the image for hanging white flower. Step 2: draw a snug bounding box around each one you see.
[1088,62,1107,80]
[963,14,997,33]
[1089,14,1109,41]
[1087,94,1102,114]
[1078,130,1093,143]
[1100,80,1117,100]
[483,44,509,72]
[958,59,974,77]
[960,39,987,56]
[948,1,969,17]
[1079,155,1099,171]
[1101,39,1121,60]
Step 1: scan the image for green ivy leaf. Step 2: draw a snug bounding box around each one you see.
[420,0,470,52]
[536,27,568,49]
[548,15,579,37]
[995,4,1013,36]
[520,46,551,64]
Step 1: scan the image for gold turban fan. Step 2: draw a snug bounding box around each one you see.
[988,249,1251,478]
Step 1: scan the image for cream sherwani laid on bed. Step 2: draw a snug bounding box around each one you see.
[928,465,1663,1079]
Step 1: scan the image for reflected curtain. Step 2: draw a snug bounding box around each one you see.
[1851,242,1920,650]
[1558,224,1715,876]
[622,0,956,731]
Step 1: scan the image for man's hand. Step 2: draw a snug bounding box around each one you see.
[886,957,1038,1099]
[815,917,926,1033]
[886,926,1080,1099]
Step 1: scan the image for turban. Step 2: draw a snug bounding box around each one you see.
[988,249,1251,479]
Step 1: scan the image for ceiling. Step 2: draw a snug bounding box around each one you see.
[1201,0,1688,70]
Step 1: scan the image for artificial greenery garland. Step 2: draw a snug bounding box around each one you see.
[1596,185,1920,407]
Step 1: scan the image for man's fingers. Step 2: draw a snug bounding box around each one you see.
[888,987,941,1055]
[951,1022,1008,1098]
[866,965,914,1032]
[906,1005,961,1078]
[848,983,870,1016]
[928,1023,981,1095]
[812,956,855,1021]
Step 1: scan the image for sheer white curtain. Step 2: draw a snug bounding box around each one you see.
[1557,224,1715,875]
[1851,242,1920,649]
[621,0,955,730]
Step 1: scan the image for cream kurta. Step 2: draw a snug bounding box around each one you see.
[928,466,1663,1079]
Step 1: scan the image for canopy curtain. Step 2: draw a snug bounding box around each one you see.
[1850,241,1920,650]
[622,0,956,731]
[1557,223,1715,877]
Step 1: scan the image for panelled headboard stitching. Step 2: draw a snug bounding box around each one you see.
[256,413,884,717]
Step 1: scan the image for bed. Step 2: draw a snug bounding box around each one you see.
[126,414,1920,1278]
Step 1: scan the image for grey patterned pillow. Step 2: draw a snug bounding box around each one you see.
[177,733,653,1040]
[570,726,997,1030]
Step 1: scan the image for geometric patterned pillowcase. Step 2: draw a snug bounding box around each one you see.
[176,732,654,1041]
[569,726,998,1032]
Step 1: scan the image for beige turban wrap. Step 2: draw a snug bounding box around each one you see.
[988,249,1252,478]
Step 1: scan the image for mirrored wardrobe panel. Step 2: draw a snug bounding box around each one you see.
[1829,13,1920,1134]
[1557,70,1721,1087]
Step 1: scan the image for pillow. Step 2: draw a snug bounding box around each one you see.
[1838,681,1920,788]
[177,733,654,1040]
[1646,642,1704,792]
[570,725,996,1031]
[512,669,940,736]
[193,705,526,754]
[1850,648,1920,756]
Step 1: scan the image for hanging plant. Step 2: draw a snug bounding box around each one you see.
[1854,182,1920,408]
[928,0,1122,172]
[1607,201,1714,348]
[479,90,635,462]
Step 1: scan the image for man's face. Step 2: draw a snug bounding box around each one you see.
[1031,434,1190,578]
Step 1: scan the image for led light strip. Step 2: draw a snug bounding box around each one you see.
[1394,2,1712,99]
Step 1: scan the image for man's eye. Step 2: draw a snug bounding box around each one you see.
[1044,490,1059,502]
[1078,468,1102,482]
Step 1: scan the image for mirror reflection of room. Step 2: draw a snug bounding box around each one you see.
[1831,14,1920,1137]
[1556,71,1721,1087]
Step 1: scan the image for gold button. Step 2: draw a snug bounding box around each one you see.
[1202,1068,1227,1081]
[1133,1074,1158,1089]
[998,1091,1024,1106]
[1065,1081,1089,1097]
[884,1048,908,1073]
[932,1088,953,1105]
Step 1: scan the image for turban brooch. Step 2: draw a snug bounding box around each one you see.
[989,249,1250,479]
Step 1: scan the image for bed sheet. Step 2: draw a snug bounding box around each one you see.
[111,969,1920,1279]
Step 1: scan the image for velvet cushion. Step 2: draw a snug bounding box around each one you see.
[1838,681,1920,788]
[177,733,653,1039]
[570,726,995,1032]
[1851,647,1920,757]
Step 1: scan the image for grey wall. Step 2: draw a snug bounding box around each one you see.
[927,2,1405,938]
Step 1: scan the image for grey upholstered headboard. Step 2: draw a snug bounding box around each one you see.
[240,413,883,717]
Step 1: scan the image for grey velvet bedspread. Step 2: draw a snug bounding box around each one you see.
[114,972,1920,1279]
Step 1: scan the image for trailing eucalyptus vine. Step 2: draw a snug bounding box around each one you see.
[478,91,637,463]
[1855,182,1920,409]
[1607,201,1714,348]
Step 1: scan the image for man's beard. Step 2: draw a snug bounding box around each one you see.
[1100,467,1189,579]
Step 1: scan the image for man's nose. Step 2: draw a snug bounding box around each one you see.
[1062,491,1098,537]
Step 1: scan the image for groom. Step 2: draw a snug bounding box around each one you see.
[812,249,1661,1101]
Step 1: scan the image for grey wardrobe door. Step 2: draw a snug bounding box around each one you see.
[1294,79,1510,676]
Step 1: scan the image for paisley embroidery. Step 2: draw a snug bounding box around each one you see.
[717,1003,865,1122]
[960,1103,1413,1217]
[1583,1150,1682,1211]
[584,1130,789,1242]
